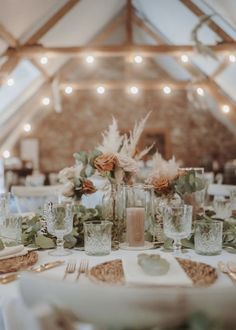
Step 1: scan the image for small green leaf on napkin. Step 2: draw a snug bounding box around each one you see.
[35,235,55,249]
[0,239,5,250]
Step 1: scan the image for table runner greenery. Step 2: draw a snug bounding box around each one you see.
[0,206,235,252]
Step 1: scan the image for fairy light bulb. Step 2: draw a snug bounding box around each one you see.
[7,78,15,86]
[133,55,143,64]
[96,86,105,94]
[86,55,94,64]
[23,123,31,132]
[64,86,73,95]
[129,86,139,94]
[3,150,10,159]
[42,97,50,106]
[163,86,171,94]
[222,104,230,113]
[229,54,236,63]
[181,54,189,63]
[197,87,204,96]
[40,56,48,65]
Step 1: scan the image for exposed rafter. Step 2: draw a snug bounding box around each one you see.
[0,23,19,48]
[180,0,235,43]
[0,0,80,82]
[5,43,236,57]
[125,0,133,44]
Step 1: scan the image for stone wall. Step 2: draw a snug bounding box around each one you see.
[27,89,236,172]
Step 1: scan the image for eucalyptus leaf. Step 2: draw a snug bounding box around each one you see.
[0,239,4,250]
[35,235,55,249]
[64,234,77,249]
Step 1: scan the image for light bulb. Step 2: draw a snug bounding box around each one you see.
[181,54,189,63]
[129,86,139,94]
[42,97,50,106]
[65,86,73,95]
[23,123,31,132]
[96,86,105,94]
[229,54,236,63]
[133,55,143,64]
[163,86,171,94]
[40,56,48,65]
[7,78,15,86]
[86,55,94,64]
[222,104,230,113]
[3,150,10,159]
[196,87,204,96]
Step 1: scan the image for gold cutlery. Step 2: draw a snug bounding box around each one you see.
[76,259,89,281]
[218,261,236,284]
[63,260,76,280]
[0,260,65,284]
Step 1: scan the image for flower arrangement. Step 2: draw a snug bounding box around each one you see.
[74,113,153,185]
[147,152,205,197]
[58,163,96,201]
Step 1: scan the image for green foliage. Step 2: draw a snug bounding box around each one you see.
[73,149,102,178]
[175,170,205,196]
[21,205,103,250]
[0,239,4,250]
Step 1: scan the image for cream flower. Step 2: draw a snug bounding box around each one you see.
[62,181,75,197]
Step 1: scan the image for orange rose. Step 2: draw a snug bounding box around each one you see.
[94,153,117,172]
[152,177,171,194]
[82,179,96,195]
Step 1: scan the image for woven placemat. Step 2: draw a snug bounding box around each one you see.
[90,258,218,287]
[0,251,38,274]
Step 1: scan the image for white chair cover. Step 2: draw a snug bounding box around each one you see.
[11,185,64,213]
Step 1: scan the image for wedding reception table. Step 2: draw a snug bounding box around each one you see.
[0,248,235,330]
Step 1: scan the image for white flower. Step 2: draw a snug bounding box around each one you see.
[148,152,179,182]
[116,154,138,173]
[62,181,75,197]
[58,164,83,183]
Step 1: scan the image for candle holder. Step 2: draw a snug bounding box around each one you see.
[120,184,153,250]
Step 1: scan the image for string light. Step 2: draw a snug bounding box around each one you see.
[180,54,189,63]
[96,86,105,94]
[229,54,236,63]
[23,123,31,132]
[64,86,73,95]
[196,87,204,96]
[163,86,171,94]
[222,104,230,113]
[2,150,10,159]
[133,55,143,64]
[7,78,15,86]
[40,56,48,65]
[129,86,139,94]
[42,97,50,106]
[86,55,94,64]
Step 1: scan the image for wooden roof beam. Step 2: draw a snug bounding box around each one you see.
[125,0,133,44]
[0,23,19,48]
[6,43,236,57]
[180,0,235,42]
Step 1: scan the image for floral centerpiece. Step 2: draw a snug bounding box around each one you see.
[146,152,205,242]
[59,163,96,202]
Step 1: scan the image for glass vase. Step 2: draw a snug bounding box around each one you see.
[102,183,126,245]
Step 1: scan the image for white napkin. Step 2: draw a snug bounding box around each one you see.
[122,253,192,286]
[0,245,28,261]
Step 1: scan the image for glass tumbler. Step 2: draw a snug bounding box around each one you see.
[84,221,112,256]
[194,220,223,256]
[0,214,22,245]
[213,199,232,219]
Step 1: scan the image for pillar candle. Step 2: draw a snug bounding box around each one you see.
[126,207,145,247]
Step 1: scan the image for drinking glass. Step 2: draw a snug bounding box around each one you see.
[194,220,223,256]
[84,220,112,256]
[0,214,22,245]
[0,193,10,225]
[163,205,193,253]
[213,198,231,219]
[230,189,236,216]
[46,203,73,256]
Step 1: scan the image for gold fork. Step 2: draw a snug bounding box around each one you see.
[63,260,76,280]
[76,259,89,281]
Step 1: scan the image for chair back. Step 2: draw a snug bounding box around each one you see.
[11,185,64,213]
[207,183,236,198]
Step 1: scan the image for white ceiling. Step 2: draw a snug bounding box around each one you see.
[0,0,236,152]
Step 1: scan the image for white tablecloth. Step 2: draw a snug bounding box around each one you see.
[0,248,235,330]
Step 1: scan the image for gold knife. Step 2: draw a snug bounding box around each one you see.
[0,260,65,284]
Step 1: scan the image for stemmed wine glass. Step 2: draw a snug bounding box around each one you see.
[46,203,73,256]
[163,205,193,254]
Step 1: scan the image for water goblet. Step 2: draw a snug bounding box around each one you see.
[46,203,73,256]
[163,205,193,254]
